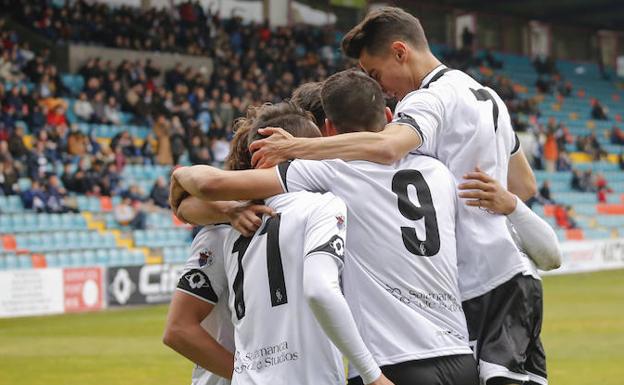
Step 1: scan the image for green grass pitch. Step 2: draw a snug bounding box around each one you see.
[1,269,623,385]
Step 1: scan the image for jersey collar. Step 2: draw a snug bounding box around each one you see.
[419,64,447,89]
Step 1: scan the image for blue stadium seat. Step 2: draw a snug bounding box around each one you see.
[109,249,123,266]
[0,215,10,232]
[5,254,18,270]
[96,249,109,265]
[70,251,85,267]
[18,255,33,269]
[83,250,97,266]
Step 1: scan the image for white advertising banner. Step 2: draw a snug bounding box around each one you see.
[0,268,64,318]
[543,239,624,276]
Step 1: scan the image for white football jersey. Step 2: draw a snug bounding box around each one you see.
[222,192,348,385]
[277,155,472,376]
[393,64,526,300]
[176,225,235,385]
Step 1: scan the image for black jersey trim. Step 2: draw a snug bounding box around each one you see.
[176,288,217,305]
[422,67,453,89]
[394,112,425,142]
[277,161,291,192]
[177,269,218,303]
[511,133,521,155]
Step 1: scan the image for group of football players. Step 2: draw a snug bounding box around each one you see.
[162,7,562,385]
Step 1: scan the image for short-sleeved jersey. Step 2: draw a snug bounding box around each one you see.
[222,192,348,385]
[277,155,472,376]
[393,65,525,300]
[176,225,235,385]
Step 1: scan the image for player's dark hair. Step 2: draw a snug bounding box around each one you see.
[226,102,321,171]
[290,82,327,134]
[225,115,255,171]
[342,7,429,59]
[321,69,386,134]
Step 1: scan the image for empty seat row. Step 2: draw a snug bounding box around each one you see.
[134,229,191,247]
[0,254,33,270]
[45,248,144,268]
[122,164,171,179]
[0,196,24,213]
[13,231,116,252]
[0,213,86,233]
[75,123,149,139]
[163,246,192,263]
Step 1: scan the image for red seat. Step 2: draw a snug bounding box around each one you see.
[2,235,16,251]
[31,254,47,268]
[566,229,584,241]
[100,196,113,212]
[543,204,556,217]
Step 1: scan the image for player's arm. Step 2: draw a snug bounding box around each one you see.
[163,290,234,379]
[176,197,274,237]
[171,165,283,205]
[302,197,390,385]
[459,169,561,270]
[248,124,421,168]
[507,144,537,202]
[304,255,390,385]
[249,90,441,169]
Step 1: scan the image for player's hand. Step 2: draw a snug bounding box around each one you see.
[169,170,190,214]
[227,202,276,237]
[458,167,517,215]
[367,374,395,385]
[249,127,294,169]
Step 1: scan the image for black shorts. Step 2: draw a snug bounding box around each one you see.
[462,273,547,385]
[347,354,478,385]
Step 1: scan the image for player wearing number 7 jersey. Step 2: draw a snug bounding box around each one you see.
[204,103,390,385]
[172,70,478,385]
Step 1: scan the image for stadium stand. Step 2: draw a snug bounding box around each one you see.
[0,1,623,272]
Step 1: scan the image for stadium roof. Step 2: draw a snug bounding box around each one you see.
[434,0,624,30]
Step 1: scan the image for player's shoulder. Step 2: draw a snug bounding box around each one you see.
[182,225,232,273]
[402,153,455,182]
[291,157,347,170]
[192,224,231,248]
[270,191,344,211]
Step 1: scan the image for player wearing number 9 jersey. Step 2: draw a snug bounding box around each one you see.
[282,70,477,385]
[171,71,478,385]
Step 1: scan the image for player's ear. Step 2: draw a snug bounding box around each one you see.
[324,118,338,136]
[391,41,408,63]
[384,107,393,123]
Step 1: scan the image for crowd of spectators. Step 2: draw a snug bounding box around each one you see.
[2,2,624,227]
[0,2,348,219]
[10,0,213,55]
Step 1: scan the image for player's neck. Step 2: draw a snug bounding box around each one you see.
[412,52,442,89]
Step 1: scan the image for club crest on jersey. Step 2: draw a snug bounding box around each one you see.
[330,236,345,257]
[336,215,345,230]
[307,235,345,261]
[198,248,214,267]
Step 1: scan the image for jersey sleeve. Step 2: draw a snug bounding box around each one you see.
[303,194,348,269]
[276,159,335,194]
[511,132,521,155]
[393,89,445,155]
[176,226,229,304]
